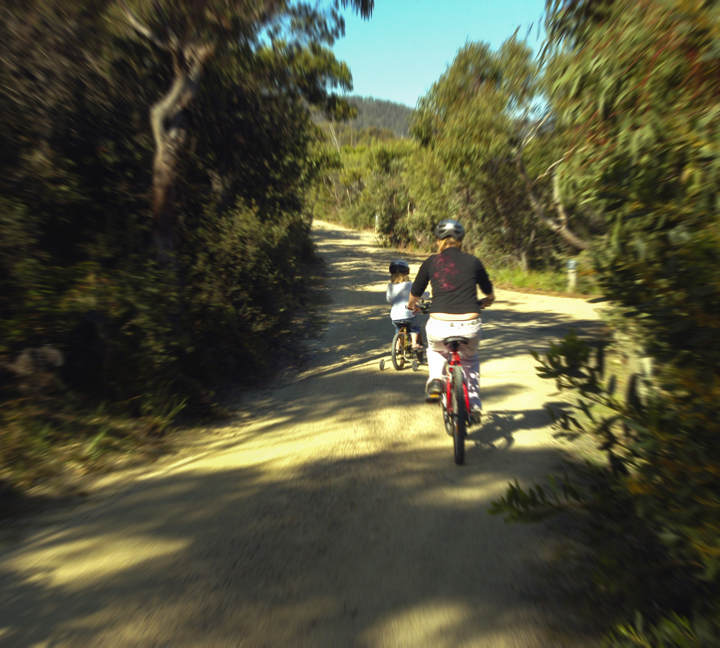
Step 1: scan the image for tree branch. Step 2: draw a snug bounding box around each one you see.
[533,151,573,185]
[327,121,340,151]
[516,153,590,250]
[150,43,214,150]
[521,110,552,149]
[120,0,169,51]
[553,169,570,228]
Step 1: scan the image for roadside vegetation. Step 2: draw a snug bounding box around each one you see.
[489,2,718,645]
[313,48,603,295]
[0,0,371,495]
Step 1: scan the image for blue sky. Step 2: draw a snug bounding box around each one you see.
[333,0,547,108]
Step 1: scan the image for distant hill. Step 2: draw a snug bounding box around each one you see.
[347,96,414,138]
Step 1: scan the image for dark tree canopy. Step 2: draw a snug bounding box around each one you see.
[0,0,364,427]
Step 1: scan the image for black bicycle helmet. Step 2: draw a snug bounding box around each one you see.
[389,259,410,274]
[434,219,465,241]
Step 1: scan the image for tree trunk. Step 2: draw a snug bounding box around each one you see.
[516,154,590,251]
[519,250,528,271]
[150,44,214,263]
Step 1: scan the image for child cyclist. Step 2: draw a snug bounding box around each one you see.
[386,260,428,349]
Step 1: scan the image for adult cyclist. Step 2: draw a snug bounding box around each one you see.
[406,219,495,422]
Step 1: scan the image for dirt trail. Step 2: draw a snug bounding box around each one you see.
[0,221,604,647]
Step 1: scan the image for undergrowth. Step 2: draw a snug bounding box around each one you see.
[489,330,720,646]
[0,396,182,495]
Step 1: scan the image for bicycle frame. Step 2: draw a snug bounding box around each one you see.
[395,322,412,338]
[420,297,488,465]
[382,321,423,372]
[444,343,470,419]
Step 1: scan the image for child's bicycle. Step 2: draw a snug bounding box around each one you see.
[425,298,489,466]
[379,320,425,372]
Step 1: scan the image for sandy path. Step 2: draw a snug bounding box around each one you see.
[0,221,604,647]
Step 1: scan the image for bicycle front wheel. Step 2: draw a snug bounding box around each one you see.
[391,331,405,370]
[451,366,467,465]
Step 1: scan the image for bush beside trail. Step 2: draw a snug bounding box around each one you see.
[488,1,720,644]
[0,0,360,493]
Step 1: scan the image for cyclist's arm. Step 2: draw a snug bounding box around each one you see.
[408,258,431,313]
[475,259,495,305]
[407,293,420,313]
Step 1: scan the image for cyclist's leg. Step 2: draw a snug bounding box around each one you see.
[457,321,482,411]
[425,318,452,385]
[409,318,422,348]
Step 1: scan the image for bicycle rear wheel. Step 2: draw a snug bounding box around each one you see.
[391,331,405,370]
[451,366,467,465]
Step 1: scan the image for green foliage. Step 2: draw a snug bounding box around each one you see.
[486,1,720,641]
[483,262,599,294]
[345,142,415,245]
[488,474,583,522]
[0,0,357,488]
[491,327,720,642]
[319,33,604,271]
[545,0,720,374]
[408,35,600,265]
[411,38,542,256]
[312,137,413,233]
[0,395,184,490]
[609,610,720,648]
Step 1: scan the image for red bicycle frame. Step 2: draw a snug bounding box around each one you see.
[444,343,470,416]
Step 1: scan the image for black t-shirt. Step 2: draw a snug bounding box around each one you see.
[411,247,493,315]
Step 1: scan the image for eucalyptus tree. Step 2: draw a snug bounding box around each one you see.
[410,36,590,266]
[490,2,720,639]
[117,0,372,262]
[546,0,720,371]
[0,0,375,412]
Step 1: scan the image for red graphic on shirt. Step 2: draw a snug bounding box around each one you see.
[434,255,458,291]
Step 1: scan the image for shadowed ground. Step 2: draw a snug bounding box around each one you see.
[0,221,605,647]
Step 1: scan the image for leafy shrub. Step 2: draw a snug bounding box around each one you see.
[0,0,355,487]
[489,0,720,641]
[490,329,720,644]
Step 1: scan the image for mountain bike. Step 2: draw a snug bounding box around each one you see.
[379,320,424,372]
[428,299,488,466]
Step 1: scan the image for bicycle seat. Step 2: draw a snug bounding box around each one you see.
[443,336,468,345]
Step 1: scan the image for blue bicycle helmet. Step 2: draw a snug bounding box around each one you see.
[434,219,465,241]
[389,260,410,274]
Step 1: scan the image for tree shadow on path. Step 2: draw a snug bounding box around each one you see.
[0,443,595,647]
[0,222,604,647]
